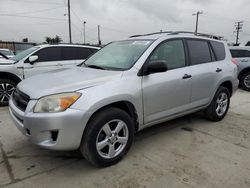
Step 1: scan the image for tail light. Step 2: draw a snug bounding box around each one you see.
[231,58,238,65]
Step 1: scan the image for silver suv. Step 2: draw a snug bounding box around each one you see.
[0,44,99,106]
[230,46,250,91]
[9,32,238,167]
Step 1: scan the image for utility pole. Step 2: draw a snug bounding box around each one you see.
[83,21,86,44]
[67,0,72,44]
[98,25,101,46]
[192,11,203,34]
[234,21,243,46]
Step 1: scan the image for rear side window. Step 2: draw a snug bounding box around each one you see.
[187,40,211,65]
[230,49,250,58]
[34,47,61,62]
[61,47,92,60]
[210,41,225,61]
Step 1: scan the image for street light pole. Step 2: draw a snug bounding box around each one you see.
[192,11,203,34]
[83,21,86,44]
[67,0,72,44]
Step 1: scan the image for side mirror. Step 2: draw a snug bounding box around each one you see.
[28,55,38,64]
[144,60,168,75]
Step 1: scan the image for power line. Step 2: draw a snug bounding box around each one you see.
[7,0,63,5]
[0,6,64,16]
[0,14,66,21]
[101,26,134,35]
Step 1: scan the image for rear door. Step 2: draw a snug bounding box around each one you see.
[186,39,220,108]
[23,47,62,78]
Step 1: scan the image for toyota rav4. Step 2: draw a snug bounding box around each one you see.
[9,32,238,167]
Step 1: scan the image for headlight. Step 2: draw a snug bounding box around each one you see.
[34,92,81,113]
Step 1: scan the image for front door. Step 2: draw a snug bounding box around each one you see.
[23,47,62,78]
[142,39,192,124]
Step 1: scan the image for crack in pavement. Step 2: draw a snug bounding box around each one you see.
[0,159,80,188]
[0,140,15,184]
[7,154,83,160]
[192,128,250,150]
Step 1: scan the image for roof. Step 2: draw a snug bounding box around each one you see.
[36,44,100,49]
[229,46,250,50]
[0,48,12,51]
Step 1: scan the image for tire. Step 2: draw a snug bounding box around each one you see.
[0,79,16,107]
[205,86,230,121]
[80,107,134,167]
[240,72,250,91]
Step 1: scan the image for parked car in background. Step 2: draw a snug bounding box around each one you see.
[0,48,14,59]
[230,46,250,91]
[9,31,238,167]
[0,44,100,106]
[0,52,9,59]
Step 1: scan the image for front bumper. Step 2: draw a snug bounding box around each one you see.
[9,98,89,151]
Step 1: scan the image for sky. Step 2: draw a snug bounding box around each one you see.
[0,0,250,45]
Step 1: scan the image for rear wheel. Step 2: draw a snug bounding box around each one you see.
[80,107,134,167]
[0,79,16,106]
[205,86,230,121]
[240,72,250,91]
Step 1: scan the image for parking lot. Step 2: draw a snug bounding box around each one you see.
[0,90,249,188]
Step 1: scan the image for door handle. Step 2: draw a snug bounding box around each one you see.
[24,66,34,69]
[57,63,63,66]
[216,68,222,73]
[182,74,192,79]
[241,59,248,63]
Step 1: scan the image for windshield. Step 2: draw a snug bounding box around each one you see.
[0,50,14,56]
[10,47,39,61]
[83,40,153,70]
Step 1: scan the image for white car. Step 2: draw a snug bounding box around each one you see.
[0,44,100,106]
[0,48,15,59]
[230,46,250,91]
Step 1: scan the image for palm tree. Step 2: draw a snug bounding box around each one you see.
[45,35,62,44]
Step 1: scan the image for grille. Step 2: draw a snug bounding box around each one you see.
[12,89,30,111]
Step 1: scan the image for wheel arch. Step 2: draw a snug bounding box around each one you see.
[238,67,250,81]
[85,100,139,133]
[0,72,22,84]
[219,80,233,97]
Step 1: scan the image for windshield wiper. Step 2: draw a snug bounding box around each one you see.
[86,64,106,70]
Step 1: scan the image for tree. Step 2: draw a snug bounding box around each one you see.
[45,35,62,44]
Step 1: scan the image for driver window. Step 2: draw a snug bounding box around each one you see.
[149,40,186,70]
[33,47,61,63]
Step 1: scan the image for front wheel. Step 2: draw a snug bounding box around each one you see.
[0,79,16,107]
[240,72,250,91]
[80,107,134,167]
[205,86,230,121]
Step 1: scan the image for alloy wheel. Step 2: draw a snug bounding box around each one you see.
[215,92,228,117]
[0,83,15,103]
[96,119,129,159]
[243,74,250,88]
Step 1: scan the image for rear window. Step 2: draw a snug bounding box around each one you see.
[230,49,250,58]
[61,47,93,60]
[187,40,212,65]
[210,41,225,61]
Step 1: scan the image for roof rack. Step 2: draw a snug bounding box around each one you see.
[129,31,223,40]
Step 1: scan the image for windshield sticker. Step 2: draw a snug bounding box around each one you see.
[132,41,151,45]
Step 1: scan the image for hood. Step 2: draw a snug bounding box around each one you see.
[0,59,15,65]
[18,67,123,99]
